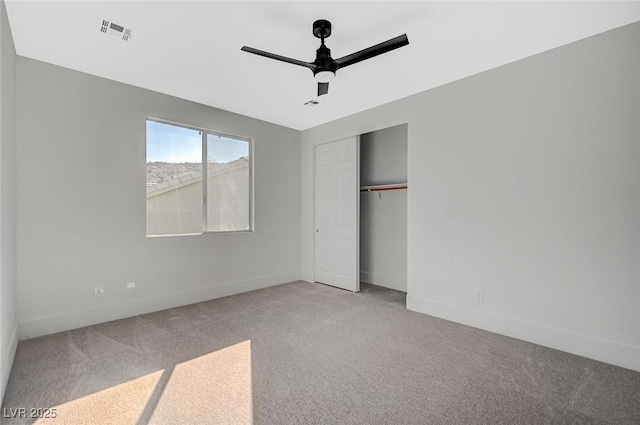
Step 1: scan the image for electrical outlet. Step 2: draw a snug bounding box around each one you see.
[474,290,484,304]
[126,282,135,293]
[94,286,104,297]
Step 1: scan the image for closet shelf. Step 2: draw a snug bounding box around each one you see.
[360,183,408,192]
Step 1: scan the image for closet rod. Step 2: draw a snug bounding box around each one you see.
[360,183,408,192]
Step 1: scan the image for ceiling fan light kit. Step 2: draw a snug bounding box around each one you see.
[314,71,335,83]
[241,19,409,97]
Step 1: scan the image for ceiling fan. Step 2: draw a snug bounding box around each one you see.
[241,19,409,97]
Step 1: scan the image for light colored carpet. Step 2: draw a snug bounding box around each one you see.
[2,281,639,424]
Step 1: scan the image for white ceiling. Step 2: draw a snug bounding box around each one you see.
[6,1,640,130]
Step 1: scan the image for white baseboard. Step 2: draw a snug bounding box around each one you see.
[360,271,406,292]
[407,294,640,372]
[1,325,18,405]
[18,270,301,340]
[300,270,314,283]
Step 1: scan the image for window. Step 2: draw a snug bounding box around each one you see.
[146,119,252,236]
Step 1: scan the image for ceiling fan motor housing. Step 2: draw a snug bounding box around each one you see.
[314,46,337,74]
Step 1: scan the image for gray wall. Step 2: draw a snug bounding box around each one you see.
[0,0,16,403]
[301,23,640,371]
[360,125,408,187]
[17,57,302,338]
[360,125,407,291]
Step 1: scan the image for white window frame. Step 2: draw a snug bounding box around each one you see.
[146,117,254,237]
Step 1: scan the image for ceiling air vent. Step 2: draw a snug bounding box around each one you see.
[304,100,319,106]
[97,19,132,41]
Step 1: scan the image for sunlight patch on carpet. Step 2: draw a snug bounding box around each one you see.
[33,340,253,424]
[34,370,163,424]
[148,340,253,424]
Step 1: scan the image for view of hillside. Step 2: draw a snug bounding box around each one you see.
[146,162,202,185]
[146,158,250,235]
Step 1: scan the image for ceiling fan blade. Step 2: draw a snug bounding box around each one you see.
[318,82,329,96]
[241,46,316,70]
[335,34,409,69]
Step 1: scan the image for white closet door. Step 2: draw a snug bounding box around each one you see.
[314,136,360,292]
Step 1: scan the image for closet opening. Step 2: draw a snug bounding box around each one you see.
[358,123,408,307]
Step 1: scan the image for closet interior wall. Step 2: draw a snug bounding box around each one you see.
[360,124,408,292]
